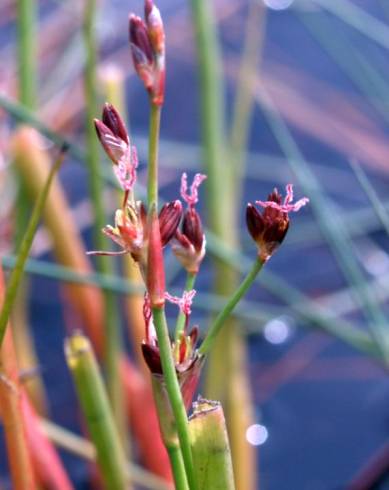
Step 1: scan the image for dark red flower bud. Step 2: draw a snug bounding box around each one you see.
[247,185,309,262]
[141,342,163,374]
[128,4,165,105]
[246,200,288,262]
[182,208,204,253]
[101,103,129,145]
[129,15,153,65]
[159,200,183,247]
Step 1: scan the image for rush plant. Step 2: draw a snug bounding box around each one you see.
[90,2,309,488]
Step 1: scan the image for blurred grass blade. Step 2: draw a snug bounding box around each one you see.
[255,86,389,363]
[65,332,128,490]
[0,309,36,490]
[312,0,389,51]
[39,418,172,490]
[11,127,106,354]
[0,94,84,161]
[0,141,64,347]
[21,393,74,490]
[189,399,235,490]
[297,11,389,122]
[349,159,389,236]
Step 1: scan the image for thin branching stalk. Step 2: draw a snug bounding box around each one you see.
[174,272,196,343]
[148,104,162,208]
[146,95,195,488]
[199,258,264,355]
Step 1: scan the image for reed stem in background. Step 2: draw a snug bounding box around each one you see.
[229,1,265,203]
[0,334,36,490]
[0,149,64,347]
[65,332,128,490]
[16,0,37,109]
[190,0,257,487]
[15,0,47,415]
[82,0,126,441]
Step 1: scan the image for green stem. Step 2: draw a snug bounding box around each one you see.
[147,104,161,209]
[0,151,64,347]
[199,258,264,355]
[174,272,197,343]
[65,333,128,490]
[82,0,126,445]
[152,307,196,490]
[17,0,37,109]
[167,445,190,490]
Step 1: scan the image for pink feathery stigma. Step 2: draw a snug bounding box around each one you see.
[165,289,196,316]
[113,146,139,192]
[180,173,207,208]
[256,184,309,213]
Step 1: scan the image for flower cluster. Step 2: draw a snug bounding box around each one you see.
[246,184,309,262]
[90,0,309,418]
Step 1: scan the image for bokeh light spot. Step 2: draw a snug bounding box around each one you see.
[263,0,295,11]
[246,424,269,446]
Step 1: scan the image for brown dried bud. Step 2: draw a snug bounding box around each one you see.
[129,15,153,65]
[94,104,130,166]
[128,4,165,105]
[171,207,205,274]
[182,208,204,253]
[101,103,129,145]
[159,200,183,246]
